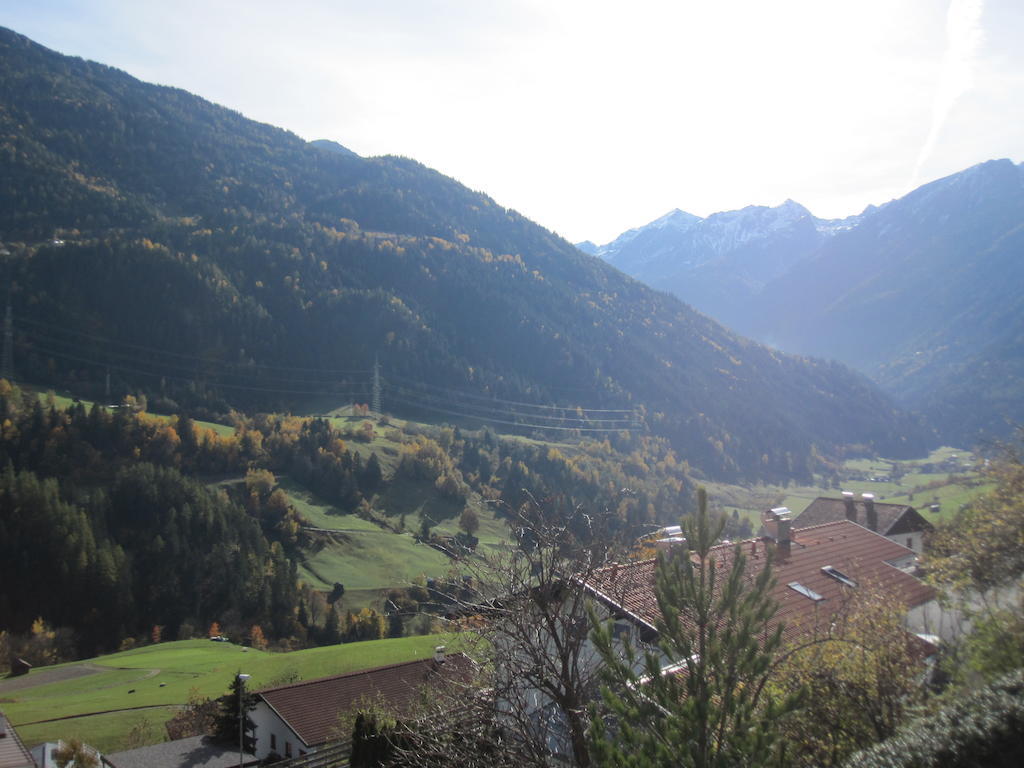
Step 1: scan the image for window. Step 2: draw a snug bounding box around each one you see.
[821,566,857,588]
[907,537,913,549]
[270,734,276,752]
[285,741,292,758]
[788,581,824,601]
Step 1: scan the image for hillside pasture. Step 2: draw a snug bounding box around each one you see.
[708,446,988,530]
[2,635,462,753]
[298,529,455,598]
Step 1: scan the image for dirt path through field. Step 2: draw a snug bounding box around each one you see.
[0,663,107,694]
[0,664,160,697]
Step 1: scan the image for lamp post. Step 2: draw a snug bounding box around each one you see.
[237,673,251,767]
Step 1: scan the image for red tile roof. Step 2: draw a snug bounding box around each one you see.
[257,653,476,748]
[585,520,935,645]
[0,712,34,768]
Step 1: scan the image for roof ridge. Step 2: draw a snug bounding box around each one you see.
[808,495,911,509]
[794,519,857,532]
[794,518,913,545]
[258,654,460,695]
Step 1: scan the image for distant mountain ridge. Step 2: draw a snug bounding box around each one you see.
[580,201,864,330]
[584,159,1024,444]
[0,26,929,480]
[310,139,360,157]
[753,158,1024,443]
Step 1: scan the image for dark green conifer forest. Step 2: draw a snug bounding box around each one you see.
[0,26,929,485]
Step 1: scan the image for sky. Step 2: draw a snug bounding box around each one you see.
[2,0,1023,243]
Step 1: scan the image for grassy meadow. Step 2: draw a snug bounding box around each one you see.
[708,446,988,530]
[1,635,465,753]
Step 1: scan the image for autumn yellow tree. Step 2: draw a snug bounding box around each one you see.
[249,624,268,650]
[53,738,99,768]
[772,587,928,766]
[927,435,1024,684]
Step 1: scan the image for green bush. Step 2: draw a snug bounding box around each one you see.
[844,669,1024,768]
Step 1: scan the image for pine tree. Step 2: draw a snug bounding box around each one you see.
[213,672,257,753]
[362,452,383,492]
[589,487,794,767]
[321,604,341,645]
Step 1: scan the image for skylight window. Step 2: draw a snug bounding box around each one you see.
[787,582,824,601]
[821,566,857,588]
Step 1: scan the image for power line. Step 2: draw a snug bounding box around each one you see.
[16,326,367,388]
[21,342,372,398]
[386,373,635,415]
[385,393,639,433]
[386,386,637,427]
[15,316,372,375]
[1,303,13,381]
[372,355,381,414]
[13,318,642,433]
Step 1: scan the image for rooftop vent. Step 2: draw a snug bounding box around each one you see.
[763,507,792,557]
[788,582,824,602]
[862,493,878,531]
[841,491,856,521]
[821,565,857,588]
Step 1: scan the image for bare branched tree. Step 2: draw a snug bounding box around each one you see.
[380,493,631,768]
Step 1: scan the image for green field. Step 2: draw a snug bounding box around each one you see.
[39,389,235,437]
[276,438,511,608]
[707,446,988,529]
[279,476,481,607]
[299,531,456,596]
[1,635,463,753]
[281,478,384,533]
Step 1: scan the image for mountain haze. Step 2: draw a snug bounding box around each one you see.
[583,202,862,333]
[0,27,928,480]
[753,159,1024,442]
[589,161,1024,445]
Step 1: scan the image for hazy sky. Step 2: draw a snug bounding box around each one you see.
[3,0,1023,243]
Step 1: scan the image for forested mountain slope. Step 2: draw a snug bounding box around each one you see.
[0,27,928,480]
[586,160,1023,447]
[583,202,852,333]
[750,159,1024,443]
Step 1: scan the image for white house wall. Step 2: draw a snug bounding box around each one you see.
[251,700,310,761]
[887,531,924,555]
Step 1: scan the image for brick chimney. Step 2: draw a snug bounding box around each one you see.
[762,507,792,559]
[861,493,877,531]
[841,490,856,521]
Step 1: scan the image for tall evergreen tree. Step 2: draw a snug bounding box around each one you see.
[589,488,795,767]
[213,672,257,754]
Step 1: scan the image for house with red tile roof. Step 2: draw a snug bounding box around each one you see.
[250,648,476,762]
[583,513,938,654]
[795,492,934,553]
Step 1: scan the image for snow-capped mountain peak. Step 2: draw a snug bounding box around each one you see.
[649,208,702,231]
